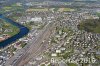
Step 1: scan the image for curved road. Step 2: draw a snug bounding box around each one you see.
[0,14,29,48]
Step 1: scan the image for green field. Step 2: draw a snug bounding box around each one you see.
[0,19,19,36]
[26,8,48,12]
[96,12,100,17]
[0,3,24,14]
[58,8,75,12]
[67,63,78,66]
[63,8,75,11]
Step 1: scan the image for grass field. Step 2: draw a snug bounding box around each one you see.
[0,19,19,36]
[96,12,100,17]
[3,6,12,10]
[26,8,48,12]
[58,8,75,12]
[26,8,75,12]
[67,63,78,66]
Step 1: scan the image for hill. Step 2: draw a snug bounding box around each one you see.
[77,18,100,33]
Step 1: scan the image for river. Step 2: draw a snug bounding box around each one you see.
[0,14,29,48]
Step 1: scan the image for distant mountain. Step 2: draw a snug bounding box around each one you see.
[46,0,99,1]
[2,0,100,4]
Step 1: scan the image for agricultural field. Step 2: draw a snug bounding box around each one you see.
[96,12,100,17]
[26,8,49,12]
[58,8,75,12]
[0,3,24,14]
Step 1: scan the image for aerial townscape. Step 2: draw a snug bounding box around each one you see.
[0,0,100,66]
